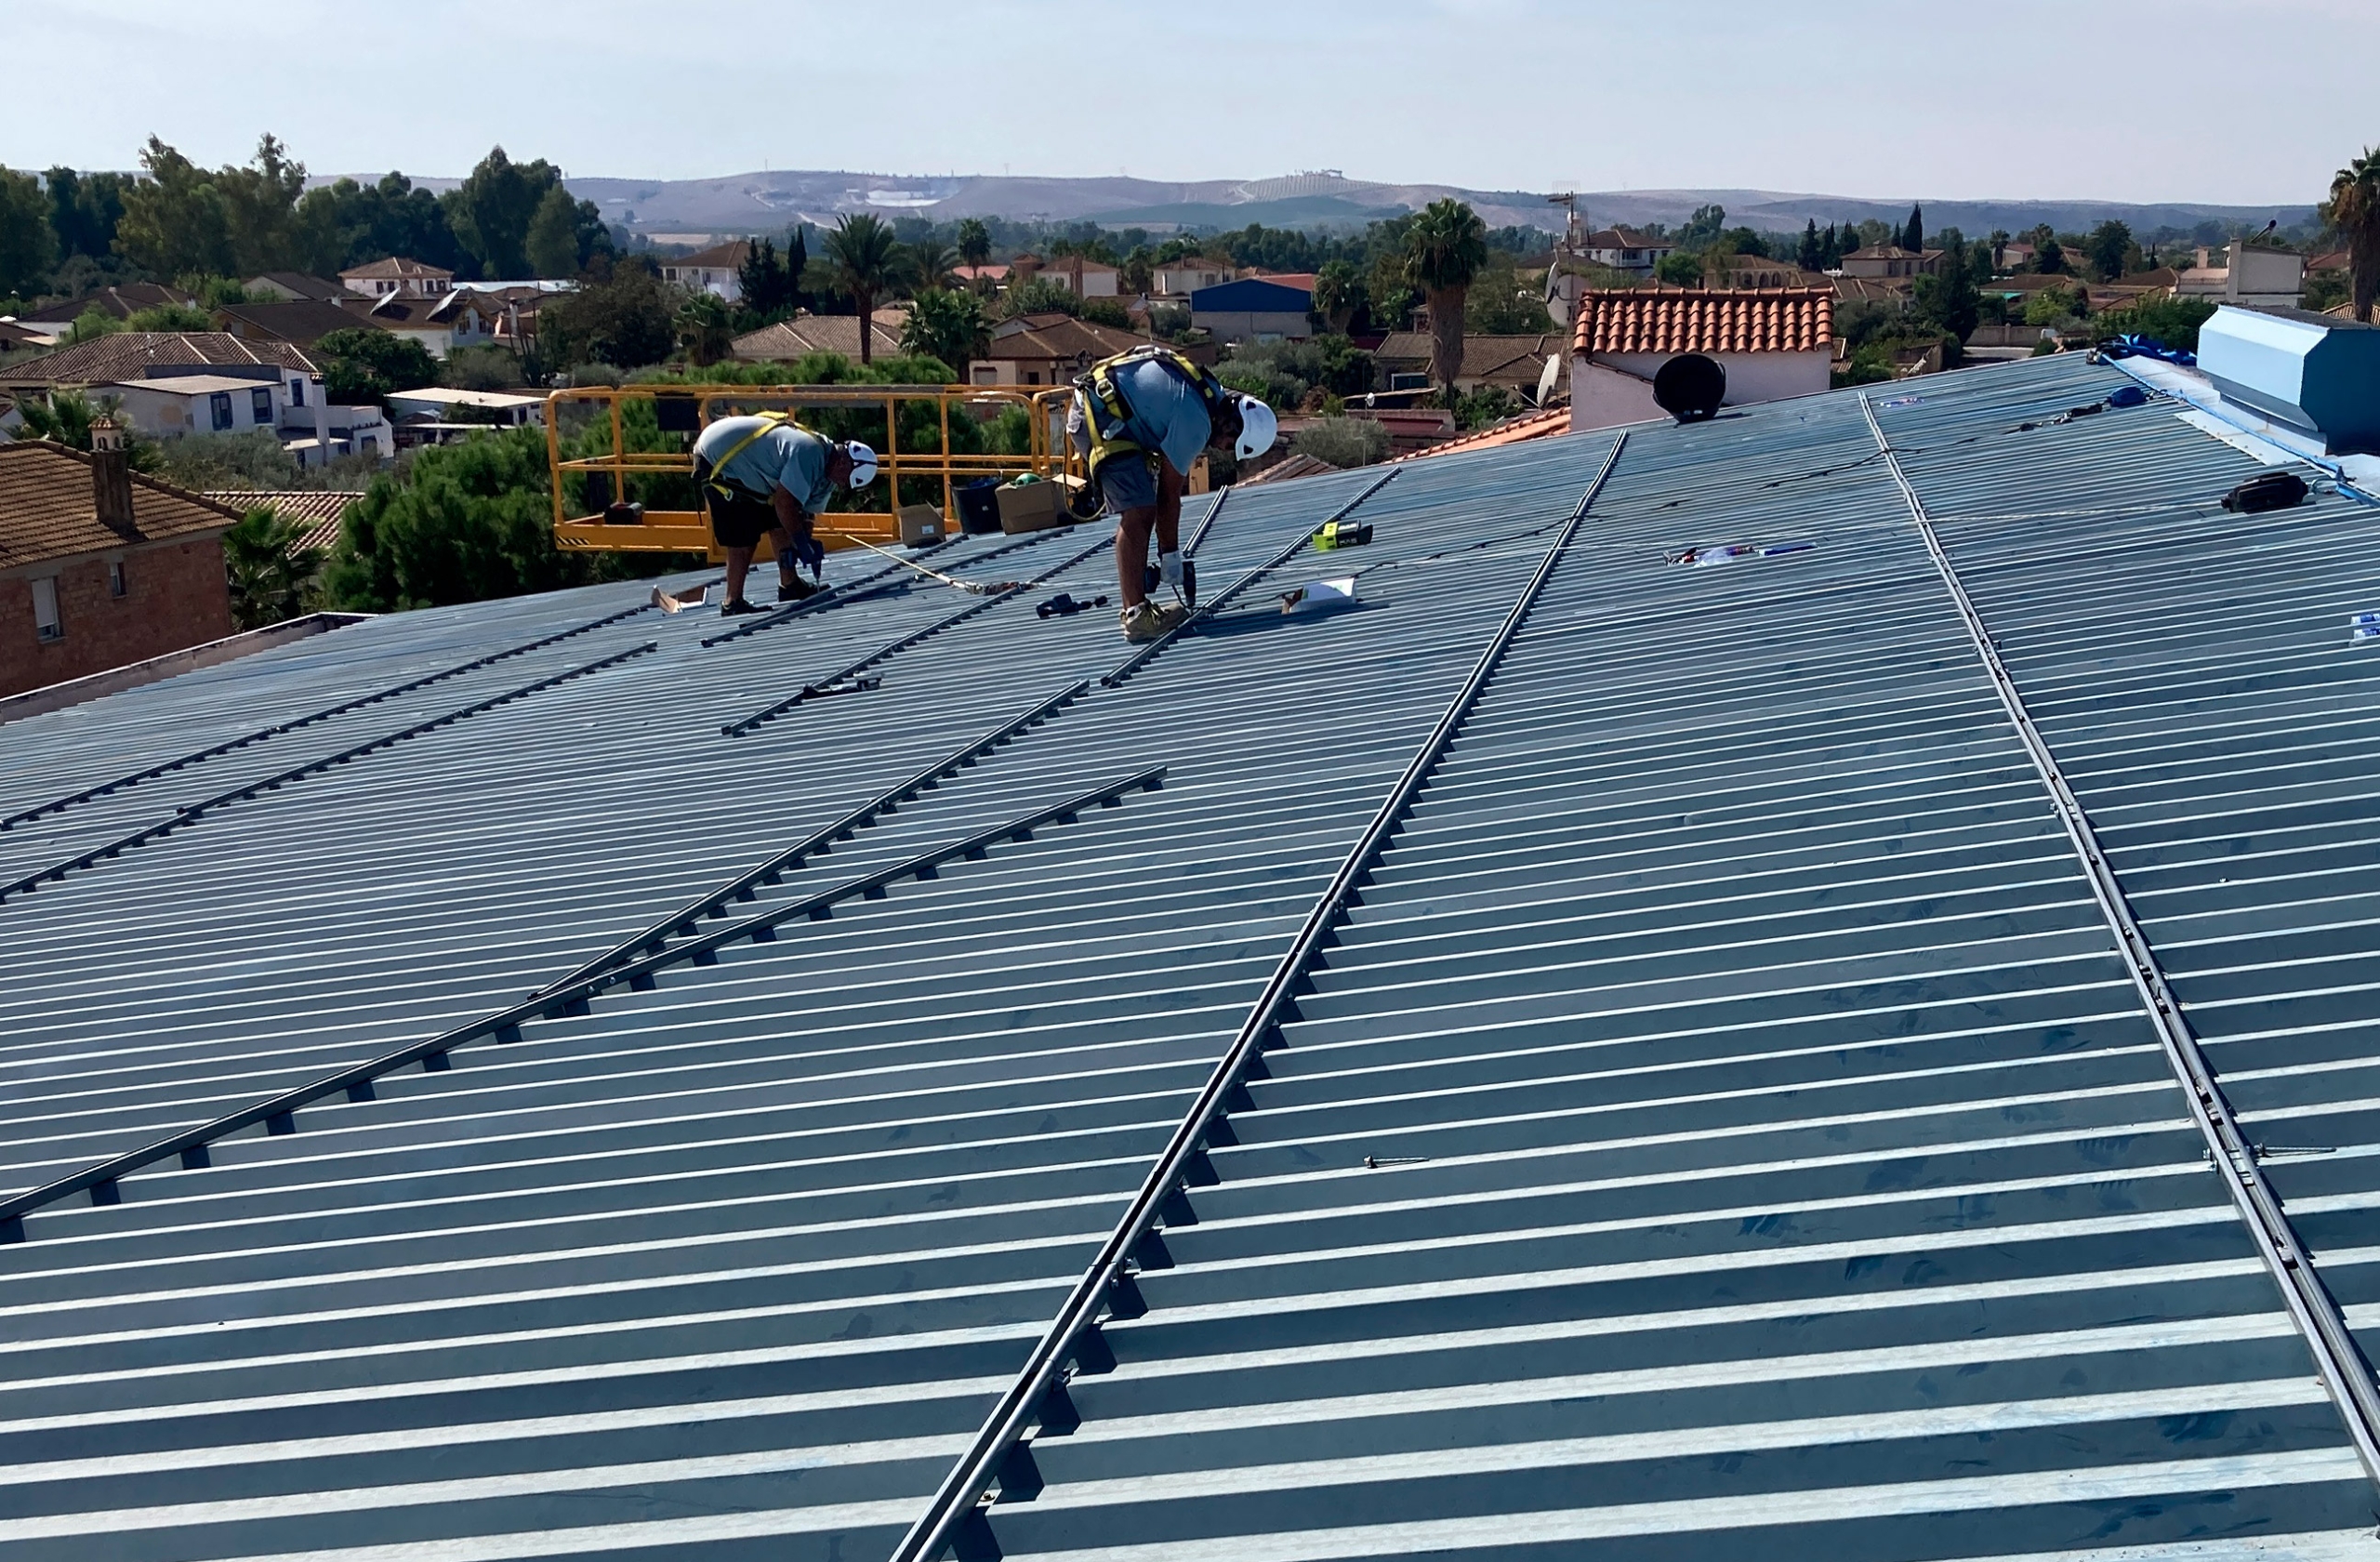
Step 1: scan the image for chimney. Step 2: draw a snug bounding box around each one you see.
[89,417,137,536]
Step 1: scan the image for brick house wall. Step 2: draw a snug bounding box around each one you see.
[0,536,235,699]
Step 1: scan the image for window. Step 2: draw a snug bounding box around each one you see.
[108,562,126,598]
[210,392,233,431]
[31,576,61,642]
[252,388,272,423]
[289,377,306,407]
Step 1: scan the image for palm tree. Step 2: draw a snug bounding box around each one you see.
[1403,199,1489,406]
[957,218,992,271]
[824,212,902,364]
[2325,146,2380,323]
[675,291,734,366]
[909,241,959,294]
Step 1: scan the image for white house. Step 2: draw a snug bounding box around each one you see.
[352,290,504,360]
[283,404,394,469]
[660,240,751,303]
[385,388,548,444]
[94,373,284,441]
[1153,264,1231,299]
[2178,243,2308,310]
[338,258,455,300]
[1568,287,1834,433]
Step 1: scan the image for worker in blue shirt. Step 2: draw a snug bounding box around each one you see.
[1068,348,1277,642]
[692,414,879,616]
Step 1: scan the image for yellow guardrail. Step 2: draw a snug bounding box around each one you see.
[545,382,1082,557]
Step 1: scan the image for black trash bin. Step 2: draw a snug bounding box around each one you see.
[957,479,1002,535]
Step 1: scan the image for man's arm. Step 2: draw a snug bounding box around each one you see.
[771,483,813,540]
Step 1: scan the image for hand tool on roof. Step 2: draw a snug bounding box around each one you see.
[820,530,1029,595]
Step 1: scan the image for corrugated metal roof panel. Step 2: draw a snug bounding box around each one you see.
[5,357,2377,1560]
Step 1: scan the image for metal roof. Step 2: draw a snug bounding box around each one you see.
[4,354,2380,1561]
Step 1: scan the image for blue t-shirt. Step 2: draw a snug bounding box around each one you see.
[1110,359,1215,478]
[694,418,833,512]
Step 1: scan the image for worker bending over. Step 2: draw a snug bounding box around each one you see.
[693,413,879,616]
[1068,347,1276,642]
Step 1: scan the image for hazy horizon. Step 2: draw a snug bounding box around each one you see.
[17,0,2376,208]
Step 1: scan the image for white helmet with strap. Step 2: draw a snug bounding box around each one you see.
[839,441,879,488]
[1233,395,1277,460]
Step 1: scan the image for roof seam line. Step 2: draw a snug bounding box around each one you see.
[0,601,654,836]
[1858,388,2380,1492]
[888,430,1631,1562]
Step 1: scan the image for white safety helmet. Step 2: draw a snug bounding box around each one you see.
[1232,395,1277,460]
[839,441,879,488]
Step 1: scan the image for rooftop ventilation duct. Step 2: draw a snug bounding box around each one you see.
[2198,305,2380,452]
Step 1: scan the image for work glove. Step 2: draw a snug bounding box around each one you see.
[1158,550,1183,589]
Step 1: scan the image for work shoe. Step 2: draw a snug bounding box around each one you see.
[719,598,765,616]
[1118,602,1189,642]
[776,577,820,602]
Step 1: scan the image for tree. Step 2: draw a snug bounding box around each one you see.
[1677,204,1727,249]
[45,167,127,262]
[2091,294,2217,351]
[1403,198,1488,404]
[1313,258,1363,333]
[14,391,162,470]
[314,326,440,403]
[2036,235,2067,274]
[1292,417,1389,470]
[908,241,959,295]
[736,237,797,322]
[785,227,810,311]
[114,137,238,278]
[1901,204,1924,252]
[823,213,902,364]
[675,290,734,365]
[2085,220,2133,283]
[1655,251,1702,286]
[2323,145,2380,323]
[0,166,56,299]
[214,134,307,275]
[1797,219,1823,271]
[956,217,991,274]
[443,147,595,280]
[525,185,583,279]
[126,301,215,331]
[901,287,988,371]
[1911,242,1981,350]
[223,505,327,629]
[536,258,676,371]
[326,427,584,611]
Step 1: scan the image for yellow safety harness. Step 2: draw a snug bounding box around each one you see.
[1075,347,1234,488]
[700,412,820,503]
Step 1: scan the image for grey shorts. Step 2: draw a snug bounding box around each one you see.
[1067,395,1160,514]
[1093,450,1159,513]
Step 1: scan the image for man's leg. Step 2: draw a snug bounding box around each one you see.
[1114,505,1158,609]
[722,545,754,604]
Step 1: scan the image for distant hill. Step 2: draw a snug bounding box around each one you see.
[352,165,2314,245]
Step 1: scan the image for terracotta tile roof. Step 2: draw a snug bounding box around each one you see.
[663,240,752,271]
[1571,287,1833,357]
[1236,451,1338,486]
[17,284,196,324]
[1374,332,1564,386]
[984,317,1148,363]
[0,440,238,569]
[247,271,355,301]
[204,489,365,557]
[339,258,454,283]
[731,311,908,363]
[213,299,373,347]
[1,333,315,389]
[1388,404,1569,464]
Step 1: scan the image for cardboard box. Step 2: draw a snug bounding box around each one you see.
[895,504,945,546]
[996,481,1064,533]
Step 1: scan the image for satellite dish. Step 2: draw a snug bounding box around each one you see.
[1654,353,1726,423]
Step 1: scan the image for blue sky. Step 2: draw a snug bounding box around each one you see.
[17,0,2376,205]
